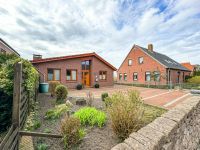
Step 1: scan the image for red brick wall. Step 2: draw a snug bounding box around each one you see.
[117,46,190,85]
[117,46,167,85]
[33,56,114,88]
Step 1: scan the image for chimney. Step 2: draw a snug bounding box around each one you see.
[148,44,153,52]
[33,54,42,60]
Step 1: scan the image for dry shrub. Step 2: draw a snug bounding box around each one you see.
[48,81,60,97]
[107,90,144,140]
[60,116,85,148]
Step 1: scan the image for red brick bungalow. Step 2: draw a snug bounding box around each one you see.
[31,52,117,88]
[117,44,191,85]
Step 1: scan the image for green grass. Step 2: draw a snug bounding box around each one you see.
[45,104,68,120]
[140,103,167,126]
[74,107,106,128]
[36,143,48,150]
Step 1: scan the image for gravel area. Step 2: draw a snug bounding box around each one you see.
[30,93,119,150]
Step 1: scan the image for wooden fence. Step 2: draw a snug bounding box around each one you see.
[0,62,37,150]
[0,62,61,150]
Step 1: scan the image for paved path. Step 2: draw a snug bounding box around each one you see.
[68,85,191,109]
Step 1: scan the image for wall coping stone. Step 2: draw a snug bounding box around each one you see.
[111,96,200,150]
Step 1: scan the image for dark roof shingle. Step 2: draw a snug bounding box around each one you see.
[138,45,190,71]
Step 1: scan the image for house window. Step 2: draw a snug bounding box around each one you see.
[145,72,151,81]
[119,73,122,80]
[128,59,132,66]
[48,69,61,81]
[82,60,90,70]
[154,71,160,81]
[124,73,127,81]
[99,71,107,80]
[66,70,77,81]
[133,72,138,81]
[138,57,144,64]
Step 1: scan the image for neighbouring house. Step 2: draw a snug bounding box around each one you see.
[31,52,117,88]
[117,44,191,85]
[0,38,20,56]
[181,62,196,75]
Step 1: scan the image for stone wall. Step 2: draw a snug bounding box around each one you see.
[112,96,200,150]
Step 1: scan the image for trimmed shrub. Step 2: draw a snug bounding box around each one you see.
[60,116,85,148]
[76,84,83,90]
[55,85,68,103]
[101,93,108,101]
[107,90,144,140]
[48,81,60,97]
[94,83,99,88]
[45,104,68,120]
[74,107,106,128]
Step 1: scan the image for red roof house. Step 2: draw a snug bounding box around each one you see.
[31,52,116,88]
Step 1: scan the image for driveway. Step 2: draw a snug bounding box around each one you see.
[68,84,192,109]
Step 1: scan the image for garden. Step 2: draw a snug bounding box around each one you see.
[24,81,167,150]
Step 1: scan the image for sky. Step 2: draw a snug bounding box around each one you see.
[0,0,200,68]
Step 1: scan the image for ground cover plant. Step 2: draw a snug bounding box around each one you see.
[106,90,166,140]
[74,107,106,128]
[45,104,68,120]
[60,115,85,148]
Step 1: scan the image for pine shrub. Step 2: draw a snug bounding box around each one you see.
[55,85,68,103]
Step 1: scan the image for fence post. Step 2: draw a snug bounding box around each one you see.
[12,62,22,127]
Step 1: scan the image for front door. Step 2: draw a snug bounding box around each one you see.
[82,71,90,86]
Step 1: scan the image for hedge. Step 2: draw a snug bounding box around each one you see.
[0,53,39,132]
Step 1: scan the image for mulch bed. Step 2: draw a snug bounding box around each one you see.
[31,93,119,150]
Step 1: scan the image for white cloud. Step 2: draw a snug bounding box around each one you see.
[0,0,200,67]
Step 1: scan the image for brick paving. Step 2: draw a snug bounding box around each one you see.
[68,84,191,109]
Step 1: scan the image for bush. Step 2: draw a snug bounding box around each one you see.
[74,107,106,128]
[0,53,39,132]
[45,104,68,120]
[49,81,60,97]
[55,85,68,103]
[60,116,85,148]
[0,89,12,131]
[101,93,108,101]
[107,90,144,140]
[94,83,99,88]
[76,84,83,90]
[187,76,200,84]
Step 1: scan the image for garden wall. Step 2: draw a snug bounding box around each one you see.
[112,96,200,150]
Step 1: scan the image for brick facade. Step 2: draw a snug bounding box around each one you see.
[117,45,190,85]
[0,38,20,56]
[32,53,116,88]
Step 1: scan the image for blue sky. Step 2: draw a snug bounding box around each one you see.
[0,0,200,68]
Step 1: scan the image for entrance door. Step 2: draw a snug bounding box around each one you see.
[82,71,90,86]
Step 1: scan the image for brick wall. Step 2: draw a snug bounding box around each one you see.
[117,46,167,85]
[0,41,15,55]
[33,56,114,88]
[112,96,200,150]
